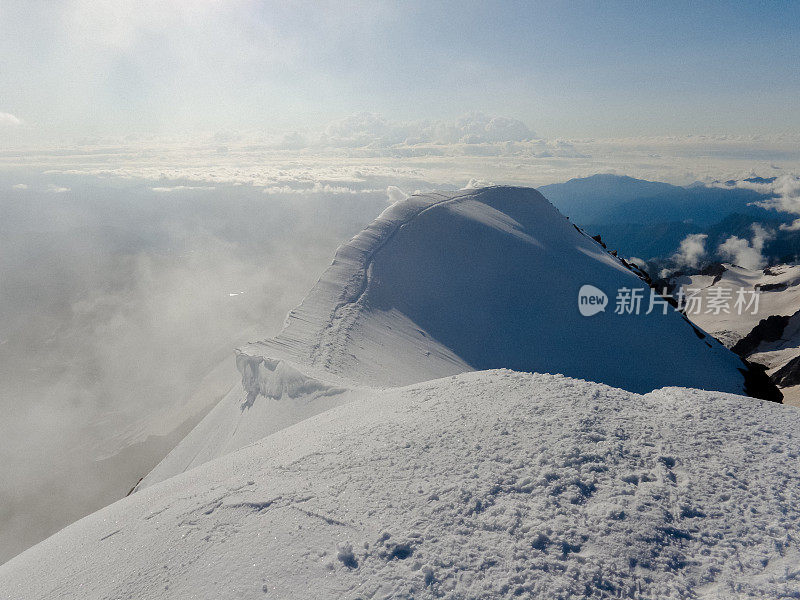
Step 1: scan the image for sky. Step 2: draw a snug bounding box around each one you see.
[1,0,798,144]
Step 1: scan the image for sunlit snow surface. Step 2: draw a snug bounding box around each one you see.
[2,371,798,599]
[2,187,797,598]
[239,187,757,393]
[137,187,765,491]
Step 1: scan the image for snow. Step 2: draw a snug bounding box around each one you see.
[671,264,800,370]
[671,264,800,344]
[2,370,799,599]
[4,186,796,598]
[138,187,769,489]
[136,359,362,490]
[241,187,758,394]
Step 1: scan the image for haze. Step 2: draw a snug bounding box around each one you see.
[1,1,799,143]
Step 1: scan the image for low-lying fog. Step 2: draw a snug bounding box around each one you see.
[0,170,388,562]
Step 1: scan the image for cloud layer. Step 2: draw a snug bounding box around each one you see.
[0,174,386,563]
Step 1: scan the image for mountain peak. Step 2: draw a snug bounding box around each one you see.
[137,186,779,489]
[241,186,770,394]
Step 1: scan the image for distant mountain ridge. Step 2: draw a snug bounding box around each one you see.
[538,174,796,262]
[539,173,775,227]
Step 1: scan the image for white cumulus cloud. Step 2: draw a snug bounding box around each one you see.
[717,223,774,270]
[673,233,708,269]
[725,174,800,230]
[151,185,216,193]
[386,186,409,204]
[319,112,535,149]
[461,178,495,190]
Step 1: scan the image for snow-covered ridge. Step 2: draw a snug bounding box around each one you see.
[3,371,798,599]
[136,186,779,491]
[237,186,775,395]
[4,188,799,598]
[240,190,477,376]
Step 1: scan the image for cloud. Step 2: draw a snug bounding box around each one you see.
[322,113,399,148]
[717,223,774,270]
[261,183,382,195]
[753,174,800,229]
[9,133,800,196]
[46,184,70,193]
[431,112,535,144]
[673,233,708,269]
[461,178,495,190]
[12,183,28,190]
[151,185,216,193]
[276,131,308,150]
[0,176,387,562]
[386,185,409,204]
[319,112,535,149]
[720,173,800,229]
[627,256,645,268]
[0,112,23,127]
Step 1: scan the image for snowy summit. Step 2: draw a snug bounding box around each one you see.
[1,187,797,599]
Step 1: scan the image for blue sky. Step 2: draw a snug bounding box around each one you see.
[0,0,798,141]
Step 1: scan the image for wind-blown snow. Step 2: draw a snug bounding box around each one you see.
[2,371,798,599]
[136,357,360,490]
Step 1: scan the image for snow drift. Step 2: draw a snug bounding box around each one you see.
[2,371,798,599]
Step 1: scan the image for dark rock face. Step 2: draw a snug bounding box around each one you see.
[699,263,727,277]
[772,355,800,388]
[699,263,727,285]
[740,361,783,403]
[758,282,789,292]
[591,234,607,249]
[731,315,791,357]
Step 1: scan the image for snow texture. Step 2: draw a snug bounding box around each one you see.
[671,264,800,346]
[2,371,799,599]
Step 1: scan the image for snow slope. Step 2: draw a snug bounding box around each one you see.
[669,264,800,349]
[669,264,800,377]
[669,263,800,406]
[240,187,763,393]
[135,358,362,490]
[2,371,799,600]
[139,187,776,489]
